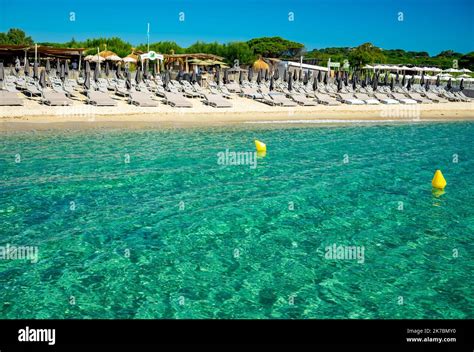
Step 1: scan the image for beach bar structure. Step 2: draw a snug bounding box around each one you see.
[0,44,86,66]
[164,53,226,72]
[274,59,329,77]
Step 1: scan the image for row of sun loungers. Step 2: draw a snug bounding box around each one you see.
[1,73,472,108]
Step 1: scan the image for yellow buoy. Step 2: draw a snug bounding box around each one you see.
[255,140,266,153]
[432,169,447,190]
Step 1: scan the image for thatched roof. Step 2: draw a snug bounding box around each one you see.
[0,45,85,59]
[164,53,224,61]
[253,57,270,71]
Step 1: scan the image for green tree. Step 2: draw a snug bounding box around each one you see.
[0,28,34,45]
[247,37,304,58]
[348,42,386,68]
[223,42,255,65]
[137,41,184,54]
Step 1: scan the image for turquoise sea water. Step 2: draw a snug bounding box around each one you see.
[0,122,473,319]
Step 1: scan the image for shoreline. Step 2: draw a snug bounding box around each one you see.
[1,99,473,131]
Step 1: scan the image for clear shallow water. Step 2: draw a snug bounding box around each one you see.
[0,122,473,319]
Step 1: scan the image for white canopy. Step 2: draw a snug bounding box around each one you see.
[122,57,137,63]
[443,68,462,73]
[105,55,122,61]
[84,55,105,63]
[284,61,328,72]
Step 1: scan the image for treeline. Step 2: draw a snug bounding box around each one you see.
[1,28,473,70]
[306,43,474,70]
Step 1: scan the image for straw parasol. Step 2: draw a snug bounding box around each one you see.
[122,56,137,63]
[253,57,269,71]
[99,50,122,61]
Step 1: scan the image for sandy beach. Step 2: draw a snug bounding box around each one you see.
[0,94,473,131]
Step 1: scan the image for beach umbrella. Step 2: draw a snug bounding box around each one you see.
[60,64,65,81]
[105,62,110,77]
[143,61,149,79]
[264,69,269,82]
[248,67,253,81]
[273,69,279,80]
[223,69,229,84]
[390,77,394,91]
[288,72,292,91]
[395,72,399,84]
[39,70,47,88]
[283,69,288,82]
[256,70,261,84]
[372,75,378,91]
[436,75,440,87]
[313,76,318,91]
[45,59,51,74]
[135,66,142,84]
[84,69,90,90]
[269,75,274,91]
[94,63,100,82]
[446,78,452,90]
[323,72,328,85]
[116,64,122,79]
[460,79,464,91]
[33,61,39,80]
[56,58,60,76]
[402,73,406,86]
[24,57,30,76]
[126,71,132,90]
[239,70,243,85]
[407,78,411,91]
[337,77,343,92]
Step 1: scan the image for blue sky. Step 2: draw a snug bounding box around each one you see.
[0,0,473,55]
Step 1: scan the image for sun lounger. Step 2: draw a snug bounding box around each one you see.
[374,93,399,104]
[454,91,472,102]
[313,93,341,105]
[390,92,417,104]
[87,90,117,106]
[241,87,264,100]
[337,93,365,105]
[129,91,158,107]
[202,93,233,108]
[268,92,297,107]
[5,81,20,93]
[0,90,24,105]
[163,91,192,108]
[424,91,448,103]
[354,93,380,105]
[42,90,73,106]
[289,93,317,106]
[225,83,242,93]
[25,83,42,97]
[259,93,281,106]
[406,92,432,104]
